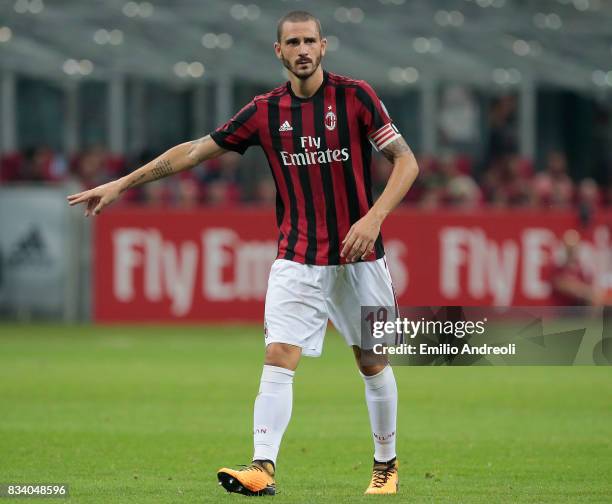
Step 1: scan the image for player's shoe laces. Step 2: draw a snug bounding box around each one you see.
[217,459,276,496]
[365,457,399,495]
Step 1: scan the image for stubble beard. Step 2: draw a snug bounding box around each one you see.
[281,52,322,81]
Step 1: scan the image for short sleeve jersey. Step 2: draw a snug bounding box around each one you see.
[211,71,403,265]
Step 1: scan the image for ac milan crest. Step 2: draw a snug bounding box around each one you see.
[325,110,337,131]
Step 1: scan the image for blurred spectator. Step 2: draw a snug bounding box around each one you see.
[547,230,596,305]
[485,95,518,164]
[438,85,480,156]
[198,152,242,205]
[0,152,21,182]
[577,178,601,209]
[483,155,532,207]
[202,152,240,183]
[205,180,236,206]
[142,181,169,207]
[410,155,441,209]
[438,153,482,209]
[1,146,66,183]
[24,147,53,182]
[577,178,601,226]
[446,176,482,209]
[533,151,574,209]
[253,178,277,207]
[176,176,201,208]
[72,146,113,188]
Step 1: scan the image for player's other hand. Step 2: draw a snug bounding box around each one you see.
[66,179,123,217]
[340,212,383,263]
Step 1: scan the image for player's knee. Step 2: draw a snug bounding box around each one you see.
[264,343,302,371]
[358,362,387,376]
[352,346,387,376]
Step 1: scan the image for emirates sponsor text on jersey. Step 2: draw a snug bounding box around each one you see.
[280,135,349,166]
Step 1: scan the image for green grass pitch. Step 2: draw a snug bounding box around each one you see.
[0,324,611,503]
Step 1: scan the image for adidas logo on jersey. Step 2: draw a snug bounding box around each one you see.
[279,121,293,132]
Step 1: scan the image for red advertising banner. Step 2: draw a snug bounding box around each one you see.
[94,208,612,322]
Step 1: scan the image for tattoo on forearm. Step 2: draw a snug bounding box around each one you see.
[380,137,411,164]
[122,157,174,193]
[151,158,173,180]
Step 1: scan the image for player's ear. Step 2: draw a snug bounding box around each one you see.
[320,37,327,57]
[274,41,282,60]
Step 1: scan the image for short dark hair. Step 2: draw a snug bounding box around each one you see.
[277,10,322,42]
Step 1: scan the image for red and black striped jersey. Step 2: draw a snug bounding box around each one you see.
[210,70,402,265]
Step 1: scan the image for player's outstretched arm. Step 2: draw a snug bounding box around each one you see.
[341,137,418,262]
[67,135,226,216]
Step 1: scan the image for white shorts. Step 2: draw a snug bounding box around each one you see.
[264,257,397,357]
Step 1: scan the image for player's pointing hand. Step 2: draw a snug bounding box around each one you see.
[66,179,123,217]
[340,212,383,263]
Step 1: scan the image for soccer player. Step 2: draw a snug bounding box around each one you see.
[67,10,418,496]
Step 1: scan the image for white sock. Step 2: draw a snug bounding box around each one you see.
[362,365,398,463]
[252,365,294,465]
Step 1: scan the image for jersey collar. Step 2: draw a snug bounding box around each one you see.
[286,70,328,102]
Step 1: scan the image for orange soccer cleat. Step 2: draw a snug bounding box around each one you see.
[365,457,399,495]
[217,459,276,496]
